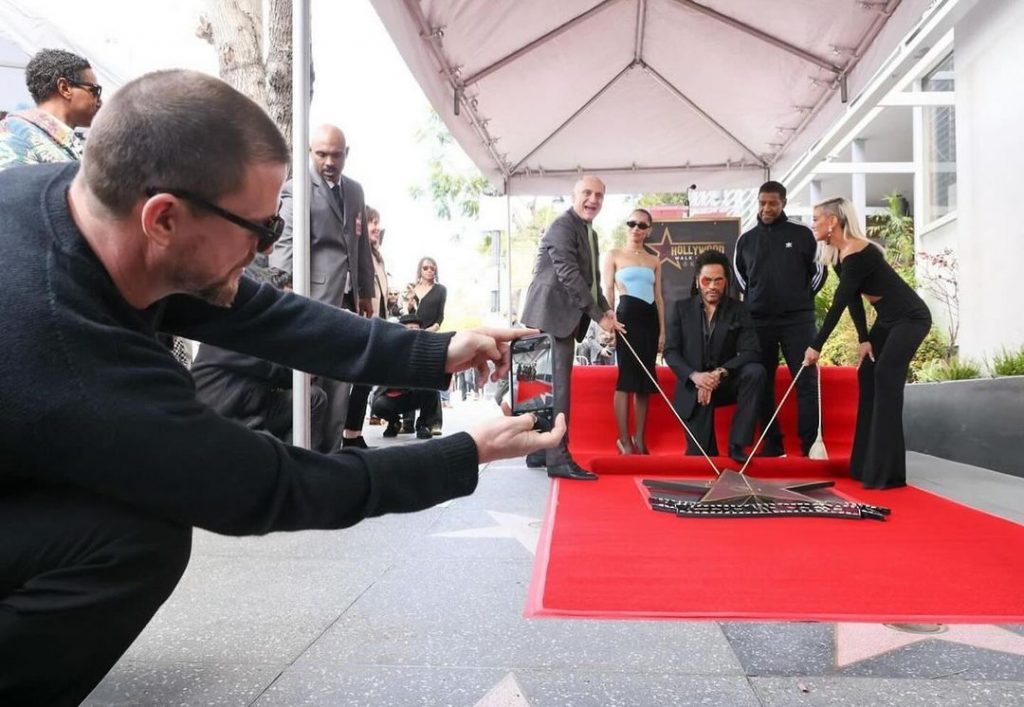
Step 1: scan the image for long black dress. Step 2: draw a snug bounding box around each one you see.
[614,266,659,394]
[813,244,931,488]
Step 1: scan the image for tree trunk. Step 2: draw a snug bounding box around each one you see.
[198,0,268,109]
[264,0,293,148]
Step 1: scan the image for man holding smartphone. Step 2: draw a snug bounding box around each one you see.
[521,175,624,480]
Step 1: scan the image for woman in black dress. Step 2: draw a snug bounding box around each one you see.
[413,257,446,332]
[602,209,664,454]
[803,198,931,489]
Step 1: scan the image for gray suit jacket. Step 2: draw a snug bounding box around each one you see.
[271,165,375,309]
[521,208,610,340]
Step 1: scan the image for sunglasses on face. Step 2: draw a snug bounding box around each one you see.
[699,276,727,287]
[145,187,285,252]
[67,78,102,99]
[422,265,436,271]
[626,220,651,230]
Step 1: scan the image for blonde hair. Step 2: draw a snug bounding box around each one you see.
[814,197,877,266]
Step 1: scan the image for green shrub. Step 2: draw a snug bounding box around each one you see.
[992,345,1024,376]
[908,327,950,382]
[916,356,982,382]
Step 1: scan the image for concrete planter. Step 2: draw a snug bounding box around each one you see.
[905,375,1024,478]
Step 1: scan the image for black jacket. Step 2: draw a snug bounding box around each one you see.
[664,295,761,420]
[733,212,826,323]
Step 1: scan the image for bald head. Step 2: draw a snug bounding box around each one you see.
[310,124,347,183]
[571,175,606,222]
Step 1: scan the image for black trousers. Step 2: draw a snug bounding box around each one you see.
[754,319,819,454]
[851,318,930,489]
[683,362,764,456]
[0,486,192,706]
[260,384,328,452]
[345,384,372,432]
[371,390,440,429]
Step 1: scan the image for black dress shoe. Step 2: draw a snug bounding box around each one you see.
[547,461,598,481]
[525,450,546,468]
[757,443,787,458]
[728,444,748,465]
[342,435,369,449]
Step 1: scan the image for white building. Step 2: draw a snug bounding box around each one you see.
[783,0,1023,365]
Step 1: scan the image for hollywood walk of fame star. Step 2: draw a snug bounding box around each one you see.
[645,227,683,270]
[835,623,1024,667]
[645,470,836,505]
[432,510,541,555]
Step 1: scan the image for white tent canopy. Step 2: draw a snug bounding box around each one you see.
[370,0,938,195]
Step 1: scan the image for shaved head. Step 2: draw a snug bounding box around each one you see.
[309,124,347,183]
[571,175,606,222]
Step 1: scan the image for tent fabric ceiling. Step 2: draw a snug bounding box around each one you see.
[371,0,933,195]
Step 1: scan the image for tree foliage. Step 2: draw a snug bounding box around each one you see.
[409,110,493,220]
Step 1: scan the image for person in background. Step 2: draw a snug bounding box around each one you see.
[733,180,826,457]
[191,266,329,451]
[367,206,390,317]
[577,320,616,365]
[602,208,664,455]
[372,314,442,440]
[271,123,375,451]
[803,198,931,489]
[413,257,448,431]
[0,48,102,169]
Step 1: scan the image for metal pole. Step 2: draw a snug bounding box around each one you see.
[290,0,312,448]
[505,179,513,325]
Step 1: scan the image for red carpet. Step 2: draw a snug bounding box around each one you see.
[527,470,1024,622]
[525,365,1024,622]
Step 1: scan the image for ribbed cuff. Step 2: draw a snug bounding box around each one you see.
[436,432,480,499]
[409,330,456,390]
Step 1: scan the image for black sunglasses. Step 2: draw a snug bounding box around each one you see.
[145,187,285,251]
[67,78,102,99]
[626,220,651,230]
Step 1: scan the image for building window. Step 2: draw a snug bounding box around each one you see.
[922,52,956,223]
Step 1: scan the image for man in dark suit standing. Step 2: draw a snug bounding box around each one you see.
[664,250,765,464]
[521,175,623,480]
[271,124,375,451]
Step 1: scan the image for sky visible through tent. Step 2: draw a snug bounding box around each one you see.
[1,0,633,325]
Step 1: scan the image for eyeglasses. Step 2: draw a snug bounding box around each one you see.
[626,220,651,230]
[67,79,102,100]
[145,187,285,251]
[699,276,727,287]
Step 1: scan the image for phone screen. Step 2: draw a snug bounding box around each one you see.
[510,334,554,420]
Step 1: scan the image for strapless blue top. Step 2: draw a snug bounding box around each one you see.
[615,265,655,304]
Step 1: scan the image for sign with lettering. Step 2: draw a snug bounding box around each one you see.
[644,217,741,308]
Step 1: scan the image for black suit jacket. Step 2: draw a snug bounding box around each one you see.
[663,295,760,419]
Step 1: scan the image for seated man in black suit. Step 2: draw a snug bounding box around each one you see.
[371,314,442,440]
[663,250,765,464]
[191,265,329,451]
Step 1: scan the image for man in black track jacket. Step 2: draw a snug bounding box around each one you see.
[733,181,826,456]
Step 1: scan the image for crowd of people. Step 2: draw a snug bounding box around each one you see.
[0,46,932,704]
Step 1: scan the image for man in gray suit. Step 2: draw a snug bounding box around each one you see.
[271,124,375,451]
[521,175,623,480]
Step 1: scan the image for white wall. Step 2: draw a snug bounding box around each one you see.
[954,0,1024,363]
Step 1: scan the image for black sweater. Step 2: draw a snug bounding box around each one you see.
[812,243,931,351]
[733,213,827,323]
[0,163,479,535]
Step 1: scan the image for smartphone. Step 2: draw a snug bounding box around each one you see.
[510,333,555,429]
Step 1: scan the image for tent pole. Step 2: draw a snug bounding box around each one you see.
[290,0,312,449]
[505,178,513,326]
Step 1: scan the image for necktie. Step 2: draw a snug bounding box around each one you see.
[587,223,600,303]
